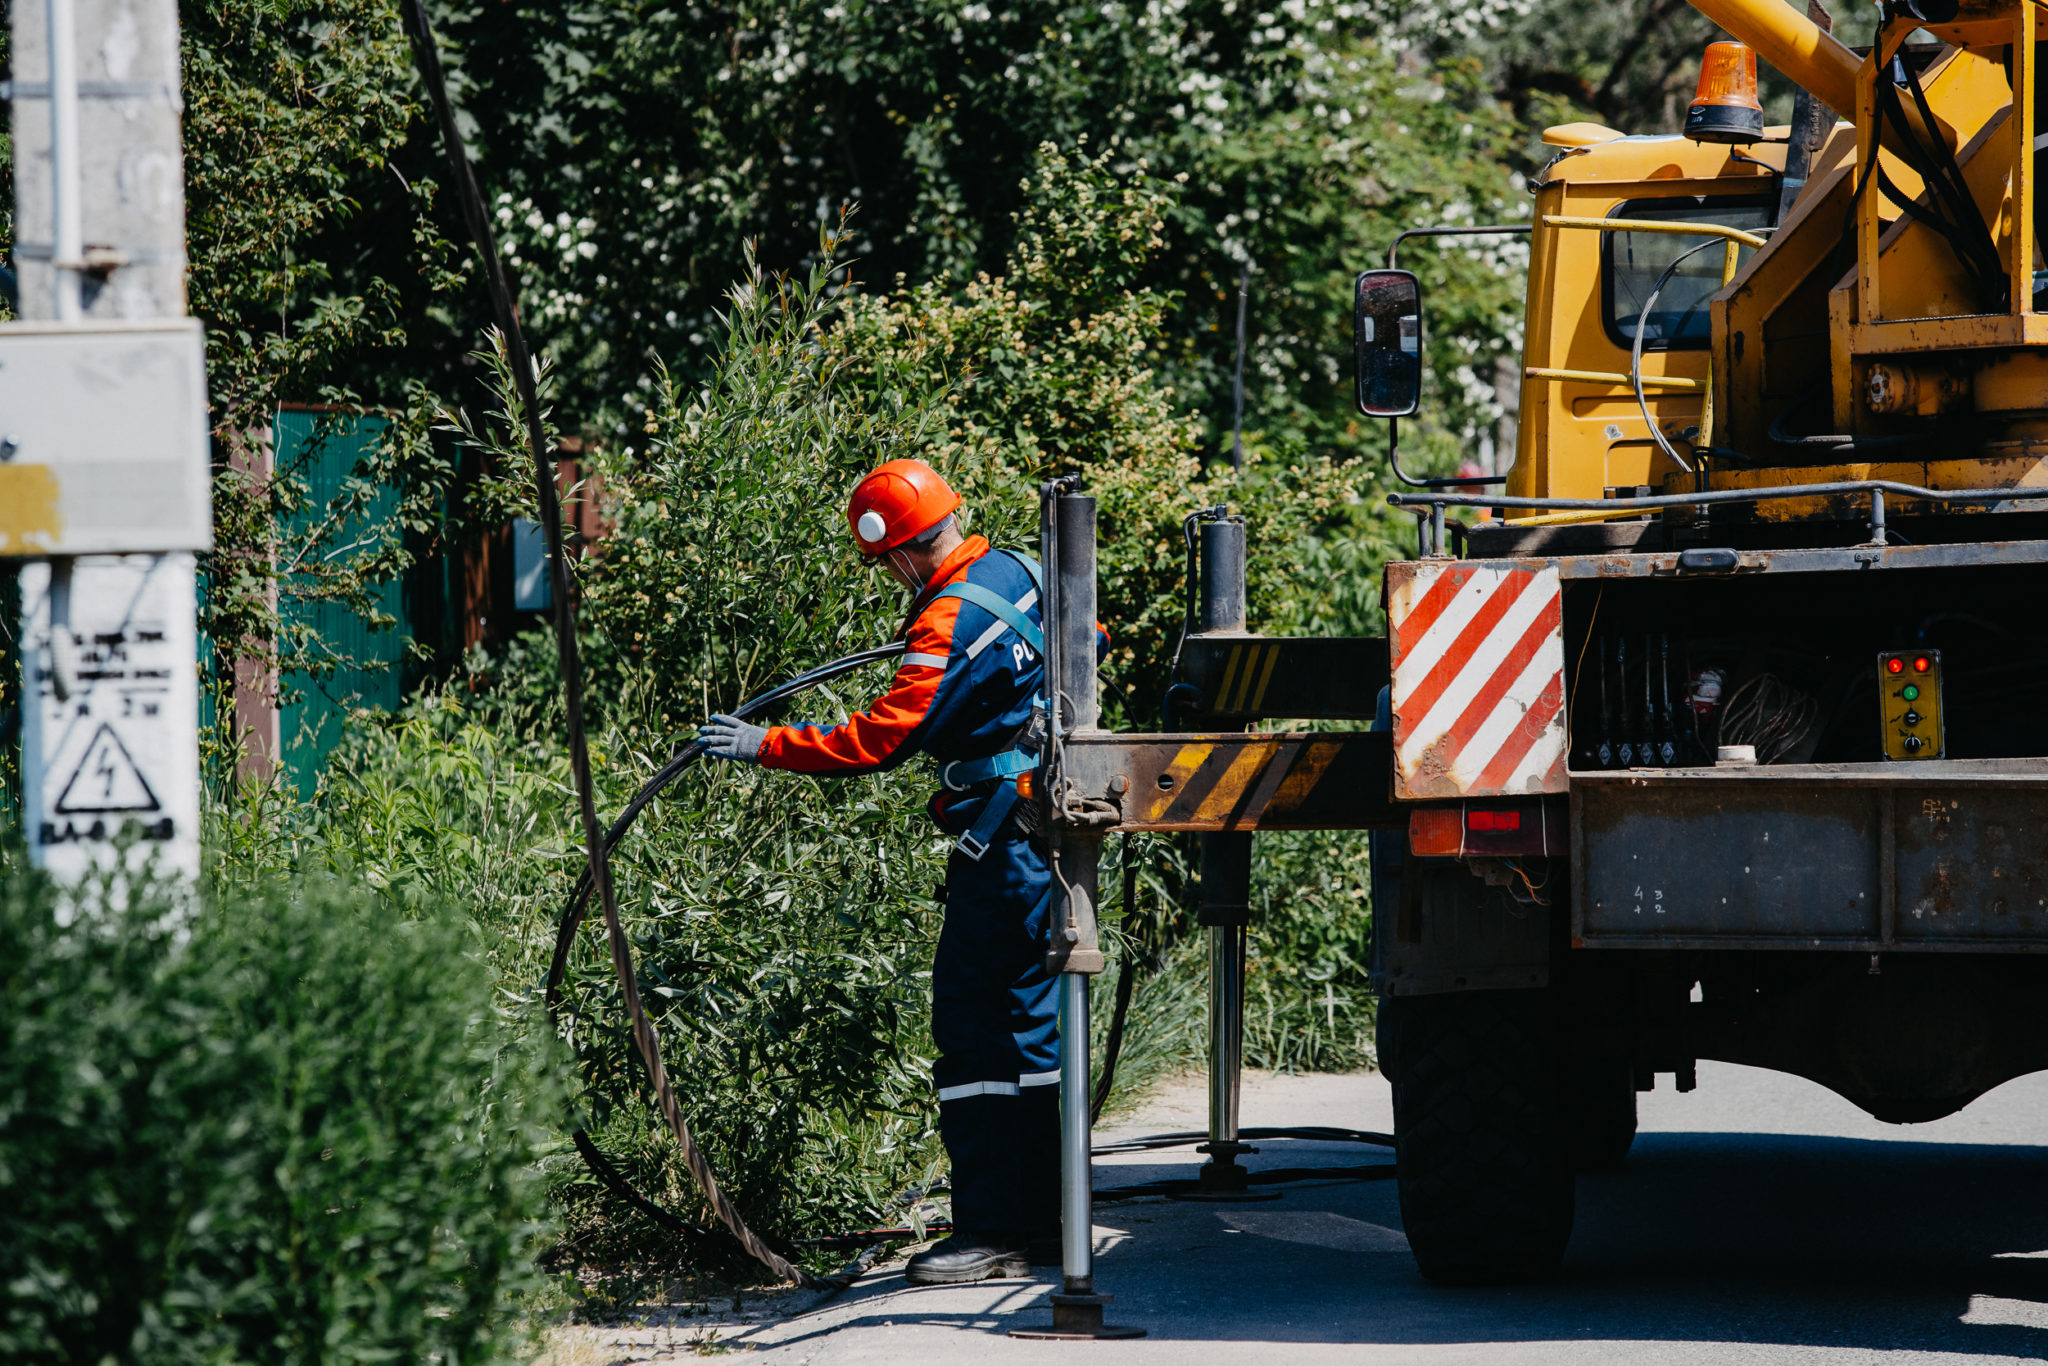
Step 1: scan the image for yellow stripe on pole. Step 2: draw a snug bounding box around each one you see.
[1248,643,1282,712]
[1214,647,1245,712]
[1265,740,1343,816]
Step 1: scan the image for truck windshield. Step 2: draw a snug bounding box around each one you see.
[1604,197,1771,351]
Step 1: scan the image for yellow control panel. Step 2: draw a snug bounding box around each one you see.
[1878,651,1944,760]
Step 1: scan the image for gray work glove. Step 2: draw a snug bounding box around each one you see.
[698,714,767,764]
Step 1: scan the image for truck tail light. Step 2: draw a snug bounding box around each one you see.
[1408,801,1563,858]
[1410,808,1464,857]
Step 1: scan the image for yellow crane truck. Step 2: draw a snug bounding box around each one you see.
[1040,0,2048,1290]
[1357,0,2048,1281]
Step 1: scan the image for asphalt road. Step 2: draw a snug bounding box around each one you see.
[715,1061,2048,1364]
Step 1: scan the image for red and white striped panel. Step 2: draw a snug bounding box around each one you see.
[1387,561,1567,800]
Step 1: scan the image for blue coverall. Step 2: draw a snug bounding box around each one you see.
[757,535,1077,1234]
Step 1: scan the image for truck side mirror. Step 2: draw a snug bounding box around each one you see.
[1354,269,1423,419]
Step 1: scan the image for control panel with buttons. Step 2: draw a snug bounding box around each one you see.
[1878,650,1944,760]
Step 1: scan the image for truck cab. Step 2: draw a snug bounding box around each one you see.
[1513,126,1781,500]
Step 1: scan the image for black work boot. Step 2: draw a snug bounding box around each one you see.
[904,1231,1031,1285]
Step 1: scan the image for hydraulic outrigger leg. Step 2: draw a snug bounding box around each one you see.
[1012,484,1144,1342]
[1186,517,1275,1201]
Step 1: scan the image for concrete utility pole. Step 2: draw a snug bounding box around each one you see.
[6,0,208,883]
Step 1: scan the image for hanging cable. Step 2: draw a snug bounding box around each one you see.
[1852,48,2008,313]
[1091,832,1148,1123]
[1163,505,1229,729]
[401,0,816,1289]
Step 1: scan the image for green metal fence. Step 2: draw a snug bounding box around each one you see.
[273,410,442,797]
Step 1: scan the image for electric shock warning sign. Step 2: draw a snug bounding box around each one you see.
[57,724,165,818]
[19,554,200,881]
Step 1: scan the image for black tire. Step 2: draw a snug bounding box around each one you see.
[1388,989,1575,1284]
[1564,1058,1637,1171]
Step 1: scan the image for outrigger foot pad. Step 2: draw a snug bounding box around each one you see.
[1010,1291,1147,1340]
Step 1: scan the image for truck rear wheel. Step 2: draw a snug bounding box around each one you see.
[1564,1058,1637,1171]
[1387,989,1575,1283]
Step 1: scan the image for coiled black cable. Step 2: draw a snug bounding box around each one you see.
[543,641,911,1008]
[545,642,1161,1246]
[540,643,909,1256]
[543,641,1392,1257]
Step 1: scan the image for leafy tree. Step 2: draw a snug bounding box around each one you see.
[439,0,1527,469]
[1423,0,1880,144]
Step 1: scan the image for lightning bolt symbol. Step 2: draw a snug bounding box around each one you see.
[95,743,119,801]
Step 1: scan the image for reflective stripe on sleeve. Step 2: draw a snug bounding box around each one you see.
[1018,1070,1061,1088]
[901,651,950,669]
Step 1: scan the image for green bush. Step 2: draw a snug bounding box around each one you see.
[0,862,559,1364]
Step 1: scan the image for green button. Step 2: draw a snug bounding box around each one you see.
[1902,685,1920,701]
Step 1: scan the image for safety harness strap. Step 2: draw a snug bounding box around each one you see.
[935,551,1047,860]
[955,779,1023,861]
[940,748,1036,791]
[933,580,1044,657]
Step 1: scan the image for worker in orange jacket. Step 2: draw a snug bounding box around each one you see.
[702,459,1098,1284]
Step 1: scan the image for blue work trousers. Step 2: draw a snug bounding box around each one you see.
[932,830,1062,1235]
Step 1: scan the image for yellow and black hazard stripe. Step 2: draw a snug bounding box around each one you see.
[1209,641,1284,715]
[1061,731,1400,832]
[1177,636,1388,724]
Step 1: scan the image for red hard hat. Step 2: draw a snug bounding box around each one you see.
[847,459,960,555]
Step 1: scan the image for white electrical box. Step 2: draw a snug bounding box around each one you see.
[20,554,202,881]
[0,319,212,555]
